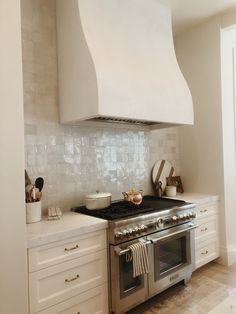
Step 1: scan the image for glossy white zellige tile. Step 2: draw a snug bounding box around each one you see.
[22,0,180,212]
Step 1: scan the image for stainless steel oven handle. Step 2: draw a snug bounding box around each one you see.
[149,224,198,244]
[114,240,152,256]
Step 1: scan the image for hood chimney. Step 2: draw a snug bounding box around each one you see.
[56,0,194,129]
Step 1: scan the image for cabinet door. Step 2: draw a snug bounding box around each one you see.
[29,250,107,313]
[195,239,219,269]
[195,216,218,242]
[37,284,108,314]
[28,230,106,272]
[195,203,218,219]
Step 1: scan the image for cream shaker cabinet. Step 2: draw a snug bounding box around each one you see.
[194,201,219,269]
[165,193,220,269]
[28,229,108,314]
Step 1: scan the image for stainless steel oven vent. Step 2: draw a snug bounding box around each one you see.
[87,116,159,126]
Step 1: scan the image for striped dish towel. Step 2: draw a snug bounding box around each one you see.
[126,241,150,278]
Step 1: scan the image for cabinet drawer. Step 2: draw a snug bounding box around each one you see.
[195,240,219,269]
[195,217,217,242]
[29,250,107,313]
[38,284,108,314]
[28,230,106,272]
[195,203,218,219]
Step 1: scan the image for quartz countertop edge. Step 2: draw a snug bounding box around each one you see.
[166,192,219,205]
[27,212,108,249]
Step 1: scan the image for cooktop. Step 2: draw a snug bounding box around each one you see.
[71,195,187,221]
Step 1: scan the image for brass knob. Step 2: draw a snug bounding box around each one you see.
[65,274,80,283]
[64,244,79,251]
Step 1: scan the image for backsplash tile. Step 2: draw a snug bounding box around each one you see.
[21,0,180,212]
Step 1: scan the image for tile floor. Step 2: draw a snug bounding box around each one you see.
[126,262,236,313]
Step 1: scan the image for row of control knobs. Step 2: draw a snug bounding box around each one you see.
[171,212,196,222]
[115,224,148,239]
[154,212,196,228]
[114,212,196,239]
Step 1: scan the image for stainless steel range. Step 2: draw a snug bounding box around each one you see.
[72,195,197,314]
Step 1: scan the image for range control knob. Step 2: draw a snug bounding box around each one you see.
[122,229,129,236]
[172,215,178,223]
[140,224,148,232]
[115,231,123,239]
[178,214,184,221]
[127,228,134,236]
[156,218,164,228]
[184,213,190,220]
[189,212,196,218]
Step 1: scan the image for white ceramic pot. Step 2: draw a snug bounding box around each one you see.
[26,201,42,223]
[84,192,112,210]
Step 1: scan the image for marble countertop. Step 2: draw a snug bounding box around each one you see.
[27,212,108,248]
[27,192,218,248]
[165,192,219,205]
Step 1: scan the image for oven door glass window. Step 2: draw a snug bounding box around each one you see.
[154,232,190,281]
[119,254,144,298]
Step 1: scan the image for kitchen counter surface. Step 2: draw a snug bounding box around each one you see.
[27,212,107,248]
[166,192,219,205]
[27,193,218,248]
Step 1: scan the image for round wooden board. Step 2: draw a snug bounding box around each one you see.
[152,160,175,191]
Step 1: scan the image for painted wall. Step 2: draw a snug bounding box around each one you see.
[175,13,236,265]
[21,0,180,212]
[221,21,236,265]
[0,1,28,313]
[175,18,223,195]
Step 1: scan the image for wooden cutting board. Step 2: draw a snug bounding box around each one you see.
[152,160,175,191]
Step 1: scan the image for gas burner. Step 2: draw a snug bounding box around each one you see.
[71,195,187,220]
[72,200,152,220]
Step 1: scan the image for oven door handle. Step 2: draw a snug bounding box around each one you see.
[149,224,198,244]
[114,240,152,256]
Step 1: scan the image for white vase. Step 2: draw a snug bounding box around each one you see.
[26,201,42,223]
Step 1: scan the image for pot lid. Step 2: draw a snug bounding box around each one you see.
[85,191,112,199]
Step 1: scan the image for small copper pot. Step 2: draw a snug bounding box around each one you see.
[122,190,143,205]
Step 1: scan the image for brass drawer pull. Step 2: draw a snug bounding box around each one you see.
[200,209,207,213]
[201,228,208,232]
[201,250,209,255]
[64,244,79,251]
[65,274,80,283]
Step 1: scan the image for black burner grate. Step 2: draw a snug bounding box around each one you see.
[71,195,186,221]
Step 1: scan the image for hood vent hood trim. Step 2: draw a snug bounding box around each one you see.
[87,116,158,126]
[56,0,194,129]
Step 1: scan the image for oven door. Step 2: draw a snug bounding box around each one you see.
[147,222,197,297]
[109,238,150,314]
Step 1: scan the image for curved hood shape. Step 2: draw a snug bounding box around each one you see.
[56,0,194,128]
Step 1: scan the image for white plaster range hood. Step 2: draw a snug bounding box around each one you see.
[56,0,194,129]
